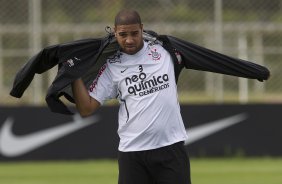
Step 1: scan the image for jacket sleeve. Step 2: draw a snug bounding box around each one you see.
[10,44,60,98]
[9,38,103,99]
[9,35,111,115]
[45,38,106,115]
[167,36,270,82]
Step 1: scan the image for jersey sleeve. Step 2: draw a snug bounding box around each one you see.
[88,63,117,105]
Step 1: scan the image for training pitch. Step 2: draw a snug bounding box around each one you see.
[0,158,281,184]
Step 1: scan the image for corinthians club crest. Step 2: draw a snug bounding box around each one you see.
[148,48,161,61]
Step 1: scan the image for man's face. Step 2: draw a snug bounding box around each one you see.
[114,23,143,55]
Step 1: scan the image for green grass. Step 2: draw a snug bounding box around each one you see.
[191,158,282,184]
[0,158,282,184]
[0,160,118,184]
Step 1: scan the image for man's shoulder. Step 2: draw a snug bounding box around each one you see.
[147,41,169,56]
[106,50,123,64]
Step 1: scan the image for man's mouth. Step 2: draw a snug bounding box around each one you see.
[125,45,135,48]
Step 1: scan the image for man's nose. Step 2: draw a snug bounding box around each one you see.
[125,36,134,44]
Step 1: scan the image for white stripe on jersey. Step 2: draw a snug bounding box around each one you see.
[89,41,188,152]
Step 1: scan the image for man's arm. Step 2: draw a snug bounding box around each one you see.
[166,36,270,81]
[72,78,101,117]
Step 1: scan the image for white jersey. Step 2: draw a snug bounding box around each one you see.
[89,41,188,152]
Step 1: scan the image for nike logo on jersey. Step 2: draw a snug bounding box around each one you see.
[185,113,247,145]
[121,67,128,73]
[0,115,99,157]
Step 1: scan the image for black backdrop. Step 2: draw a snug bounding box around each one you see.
[0,104,281,161]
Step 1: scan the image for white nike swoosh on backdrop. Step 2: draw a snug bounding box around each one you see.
[185,113,248,145]
[0,113,247,157]
[0,114,99,157]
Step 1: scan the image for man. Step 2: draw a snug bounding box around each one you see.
[72,9,191,184]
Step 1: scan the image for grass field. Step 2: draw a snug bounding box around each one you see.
[0,158,281,184]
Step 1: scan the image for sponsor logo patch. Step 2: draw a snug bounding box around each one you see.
[108,51,123,63]
[174,51,182,64]
[125,72,169,96]
[89,64,107,92]
[64,57,81,67]
[148,48,161,61]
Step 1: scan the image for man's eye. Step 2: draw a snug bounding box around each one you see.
[119,33,127,37]
[132,32,139,36]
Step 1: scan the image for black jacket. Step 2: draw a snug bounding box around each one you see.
[10,31,270,115]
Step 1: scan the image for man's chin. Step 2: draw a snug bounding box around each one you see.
[124,48,137,55]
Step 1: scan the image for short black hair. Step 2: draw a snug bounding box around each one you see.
[114,9,142,26]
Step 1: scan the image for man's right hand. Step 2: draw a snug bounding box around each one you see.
[72,79,101,117]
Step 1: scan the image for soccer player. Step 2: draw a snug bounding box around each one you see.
[72,9,191,184]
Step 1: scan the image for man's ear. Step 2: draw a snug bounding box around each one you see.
[114,27,117,37]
